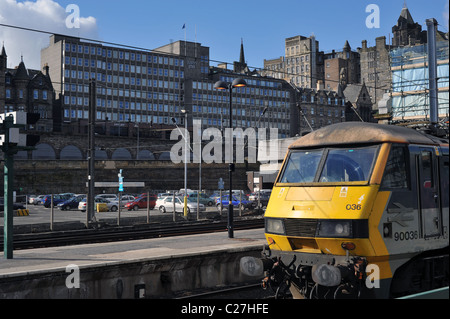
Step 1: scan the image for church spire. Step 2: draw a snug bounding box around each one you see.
[1,42,6,58]
[0,42,6,70]
[239,38,245,64]
[397,3,415,26]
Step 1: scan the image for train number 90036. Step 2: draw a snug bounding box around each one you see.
[394,231,418,241]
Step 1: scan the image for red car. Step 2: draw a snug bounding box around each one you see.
[124,195,156,211]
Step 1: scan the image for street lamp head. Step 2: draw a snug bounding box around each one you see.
[232,78,247,88]
[214,80,229,90]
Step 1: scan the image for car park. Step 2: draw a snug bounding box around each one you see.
[158,196,205,214]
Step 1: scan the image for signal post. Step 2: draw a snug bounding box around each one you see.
[1,112,40,259]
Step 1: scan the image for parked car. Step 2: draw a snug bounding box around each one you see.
[57,195,86,211]
[33,195,46,205]
[96,194,118,201]
[157,193,173,198]
[248,190,272,208]
[78,197,118,212]
[216,195,252,210]
[124,194,156,211]
[158,196,205,214]
[156,196,170,208]
[107,195,135,208]
[28,195,38,204]
[43,193,74,208]
[186,193,215,206]
[0,198,25,212]
[120,195,136,206]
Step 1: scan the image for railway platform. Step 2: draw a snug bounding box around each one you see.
[0,228,267,299]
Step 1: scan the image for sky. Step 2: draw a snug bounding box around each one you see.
[0,0,448,71]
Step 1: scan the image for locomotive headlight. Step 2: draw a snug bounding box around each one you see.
[265,218,286,235]
[317,220,352,238]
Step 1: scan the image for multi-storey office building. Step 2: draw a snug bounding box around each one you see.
[41,35,189,133]
[41,35,294,141]
[200,66,293,138]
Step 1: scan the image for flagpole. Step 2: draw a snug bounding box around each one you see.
[184,23,187,57]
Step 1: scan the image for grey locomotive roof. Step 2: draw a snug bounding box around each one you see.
[289,122,448,149]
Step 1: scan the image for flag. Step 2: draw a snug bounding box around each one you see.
[182,24,185,29]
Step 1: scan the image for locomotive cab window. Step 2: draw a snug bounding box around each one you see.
[278,145,378,184]
[319,146,378,183]
[279,149,324,183]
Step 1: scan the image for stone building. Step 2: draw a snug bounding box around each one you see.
[0,45,55,132]
[360,5,448,108]
[263,35,323,89]
[262,56,285,81]
[343,82,374,123]
[323,40,360,92]
[359,36,392,111]
[392,5,427,47]
[294,82,347,136]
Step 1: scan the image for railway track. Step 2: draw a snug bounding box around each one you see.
[0,218,265,251]
[176,283,275,299]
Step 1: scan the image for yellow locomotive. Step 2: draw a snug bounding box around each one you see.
[250,122,448,299]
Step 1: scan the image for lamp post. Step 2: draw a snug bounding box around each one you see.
[171,110,189,219]
[214,78,247,238]
[182,109,188,218]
